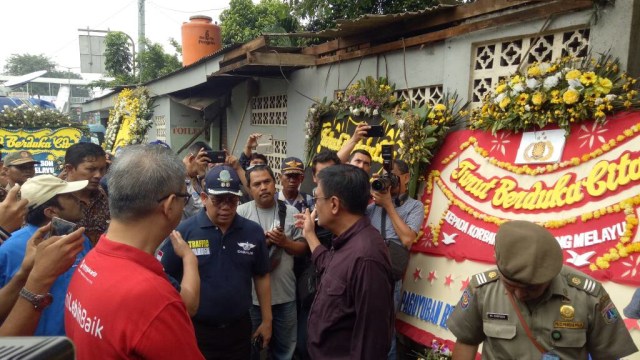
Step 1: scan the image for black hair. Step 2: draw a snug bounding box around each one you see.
[26,196,61,227]
[317,164,369,216]
[349,149,372,162]
[245,164,275,185]
[187,141,212,155]
[393,159,409,175]
[312,150,341,175]
[250,153,268,164]
[65,143,106,168]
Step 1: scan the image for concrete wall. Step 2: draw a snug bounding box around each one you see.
[226,78,289,157]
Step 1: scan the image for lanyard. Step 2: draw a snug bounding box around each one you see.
[506,290,547,354]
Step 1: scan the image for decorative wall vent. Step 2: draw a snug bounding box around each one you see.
[251,95,288,126]
[471,28,590,107]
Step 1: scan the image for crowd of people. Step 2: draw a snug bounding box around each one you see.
[0,125,637,359]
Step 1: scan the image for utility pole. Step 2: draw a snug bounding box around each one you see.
[138,0,145,83]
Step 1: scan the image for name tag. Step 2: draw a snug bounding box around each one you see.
[487,313,509,320]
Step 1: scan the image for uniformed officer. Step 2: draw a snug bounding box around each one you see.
[447,220,638,359]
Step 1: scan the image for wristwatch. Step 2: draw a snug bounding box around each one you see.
[19,287,53,311]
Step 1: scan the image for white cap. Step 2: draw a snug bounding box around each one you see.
[21,175,88,208]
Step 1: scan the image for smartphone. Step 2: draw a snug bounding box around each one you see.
[252,334,264,350]
[255,134,273,154]
[50,217,78,237]
[205,150,226,164]
[365,125,385,137]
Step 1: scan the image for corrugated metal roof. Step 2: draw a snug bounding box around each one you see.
[313,4,458,38]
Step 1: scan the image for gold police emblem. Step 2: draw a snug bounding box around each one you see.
[488,271,497,279]
[560,305,575,320]
[571,277,581,286]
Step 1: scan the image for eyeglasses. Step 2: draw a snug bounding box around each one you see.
[313,195,330,202]
[208,194,239,207]
[157,192,191,205]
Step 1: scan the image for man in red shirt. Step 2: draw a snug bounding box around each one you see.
[65,145,203,359]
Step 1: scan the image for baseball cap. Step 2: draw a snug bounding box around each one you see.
[281,157,304,175]
[495,220,563,285]
[21,175,88,209]
[205,165,242,196]
[4,151,40,166]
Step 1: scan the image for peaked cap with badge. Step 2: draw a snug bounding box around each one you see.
[495,220,563,285]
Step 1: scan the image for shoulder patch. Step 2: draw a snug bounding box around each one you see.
[566,273,601,296]
[472,269,500,288]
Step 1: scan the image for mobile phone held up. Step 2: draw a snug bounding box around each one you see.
[50,217,78,237]
[205,150,226,164]
[365,125,384,137]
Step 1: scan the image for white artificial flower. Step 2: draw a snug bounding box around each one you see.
[526,78,539,90]
[525,105,531,111]
[543,75,559,89]
[538,63,550,74]
[372,109,379,116]
[568,79,583,89]
[594,98,604,105]
[352,108,361,116]
[494,93,507,104]
[309,107,317,114]
[512,83,525,94]
[365,107,371,115]
[397,119,405,128]
[605,94,617,102]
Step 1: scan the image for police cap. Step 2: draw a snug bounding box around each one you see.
[495,220,563,285]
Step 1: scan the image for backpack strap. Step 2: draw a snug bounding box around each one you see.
[277,199,287,230]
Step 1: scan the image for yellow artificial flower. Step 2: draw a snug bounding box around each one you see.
[563,88,580,105]
[499,97,511,109]
[565,69,582,81]
[510,75,522,85]
[495,84,507,94]
[580,72,597,86]
[597,77,613,94]
[517,93,529,105]
[434,103,447,112]
[531,92,544,105]
[527,65,541,77]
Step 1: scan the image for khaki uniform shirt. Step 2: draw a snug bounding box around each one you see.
[447,266,637,359]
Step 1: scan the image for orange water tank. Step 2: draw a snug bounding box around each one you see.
[181,15,222,66]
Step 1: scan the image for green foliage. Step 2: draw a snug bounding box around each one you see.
[0,104,89,136]
[293,0,442,32]
[220,0,300,46]
[104,32,133,78]
[137,40,182,83]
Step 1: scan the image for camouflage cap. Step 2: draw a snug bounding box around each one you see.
[495,220,563,285]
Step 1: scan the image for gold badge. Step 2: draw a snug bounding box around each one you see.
[488,271,497,279]
[571,277,581,285]
[560,305,575,320]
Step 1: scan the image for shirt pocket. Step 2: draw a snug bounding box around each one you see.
[550,329,587,348]
[483,321,517,340]
[324,276,347,296]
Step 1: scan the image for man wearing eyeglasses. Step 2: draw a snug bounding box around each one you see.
[276,157,313,213]
[161,165,273,359]
[65,145,203,359]
[238,164,307,360]
[296,164,394,359]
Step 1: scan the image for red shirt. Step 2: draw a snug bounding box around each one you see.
[65,235,204,360]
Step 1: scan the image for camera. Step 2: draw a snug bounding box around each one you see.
[371,145,399,191]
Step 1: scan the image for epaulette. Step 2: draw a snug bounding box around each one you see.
[566,273,601,297]
[472,269,500,288]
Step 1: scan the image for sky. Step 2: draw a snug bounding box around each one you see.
[0,0,233,79]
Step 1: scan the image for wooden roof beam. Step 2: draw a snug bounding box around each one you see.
[316,0,592,65]
[304,0,557,57]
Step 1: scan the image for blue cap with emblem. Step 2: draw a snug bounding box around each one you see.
[205,165,243,196]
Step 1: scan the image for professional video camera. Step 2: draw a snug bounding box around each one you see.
[371,145,399,191]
